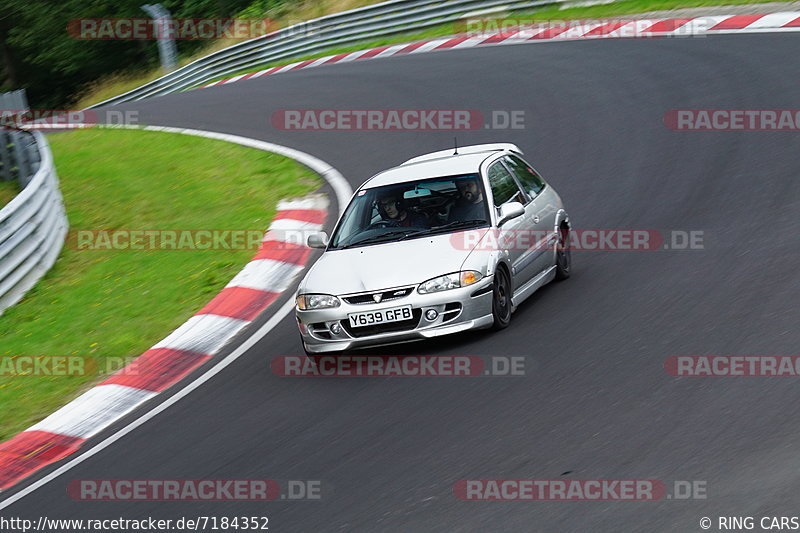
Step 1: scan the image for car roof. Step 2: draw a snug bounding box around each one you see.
[362,143,523,189]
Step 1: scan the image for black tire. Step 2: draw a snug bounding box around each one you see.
[492,266,512,330]
[555,225,571,281]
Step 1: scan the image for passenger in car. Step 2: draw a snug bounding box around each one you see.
[449,177,487,222]
[377,193,428,227]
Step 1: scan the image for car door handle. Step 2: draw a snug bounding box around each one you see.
[532,215,540,223]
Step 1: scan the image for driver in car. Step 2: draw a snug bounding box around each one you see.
[449,177,487,222]
[377,193,427,227]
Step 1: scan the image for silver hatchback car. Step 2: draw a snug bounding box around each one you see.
[295,143,571,355]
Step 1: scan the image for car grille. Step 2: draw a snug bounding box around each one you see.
[341,309,422,338]
[341,286,414,305]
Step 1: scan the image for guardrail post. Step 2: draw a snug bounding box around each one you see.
[19,132,40,187]
[11,130,31,182]
[0,89,32,183]
[0,130,11,181]
[142,3,178,72]
[27,133,41,175]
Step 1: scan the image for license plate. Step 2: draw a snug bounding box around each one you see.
[348,305,413,328]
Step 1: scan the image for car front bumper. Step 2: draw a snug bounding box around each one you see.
[295,276,495,354]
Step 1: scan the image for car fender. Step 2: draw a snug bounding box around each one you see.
[459,230,510,280]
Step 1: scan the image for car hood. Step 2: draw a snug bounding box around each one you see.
[300,230,489,295]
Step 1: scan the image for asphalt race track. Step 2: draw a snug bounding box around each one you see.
[3,34,800,531]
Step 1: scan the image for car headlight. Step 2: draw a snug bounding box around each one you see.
[296,294,340,310]
[417,271,483,294]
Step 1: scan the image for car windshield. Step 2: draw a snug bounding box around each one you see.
[329,174,491,249]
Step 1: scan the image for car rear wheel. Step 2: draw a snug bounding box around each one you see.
[492,267,512,330]
[555,225,571,281]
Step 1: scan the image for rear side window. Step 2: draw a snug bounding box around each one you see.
[504,155,545,197]
[487,162,524,207]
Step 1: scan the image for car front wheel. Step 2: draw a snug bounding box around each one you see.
[555,226,571,280]
[492,267,512,330]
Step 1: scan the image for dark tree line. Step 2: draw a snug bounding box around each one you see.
[0,0,288,107]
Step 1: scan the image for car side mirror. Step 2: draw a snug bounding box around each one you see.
[497,202,525,226]
[307,231,329,249]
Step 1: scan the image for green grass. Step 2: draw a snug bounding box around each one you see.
[0,128,321,441]
[0,180,18,208]
[198,0,796,87]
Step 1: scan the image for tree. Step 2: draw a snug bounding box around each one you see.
[0,0,258,108]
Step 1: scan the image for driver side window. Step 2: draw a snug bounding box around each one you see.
[504,155,545,198]
[487,162,525,207]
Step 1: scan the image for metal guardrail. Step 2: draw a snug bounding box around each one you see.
[0,90,37,184]
[88,0,562,108]
[0,130,68,315]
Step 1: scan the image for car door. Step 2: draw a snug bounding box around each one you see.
[485,160,539,288]
[501,154,557,275]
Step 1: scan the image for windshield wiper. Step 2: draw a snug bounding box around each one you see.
[409,219,489,237]
[338,230,416,249]
[396,228,433,241]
